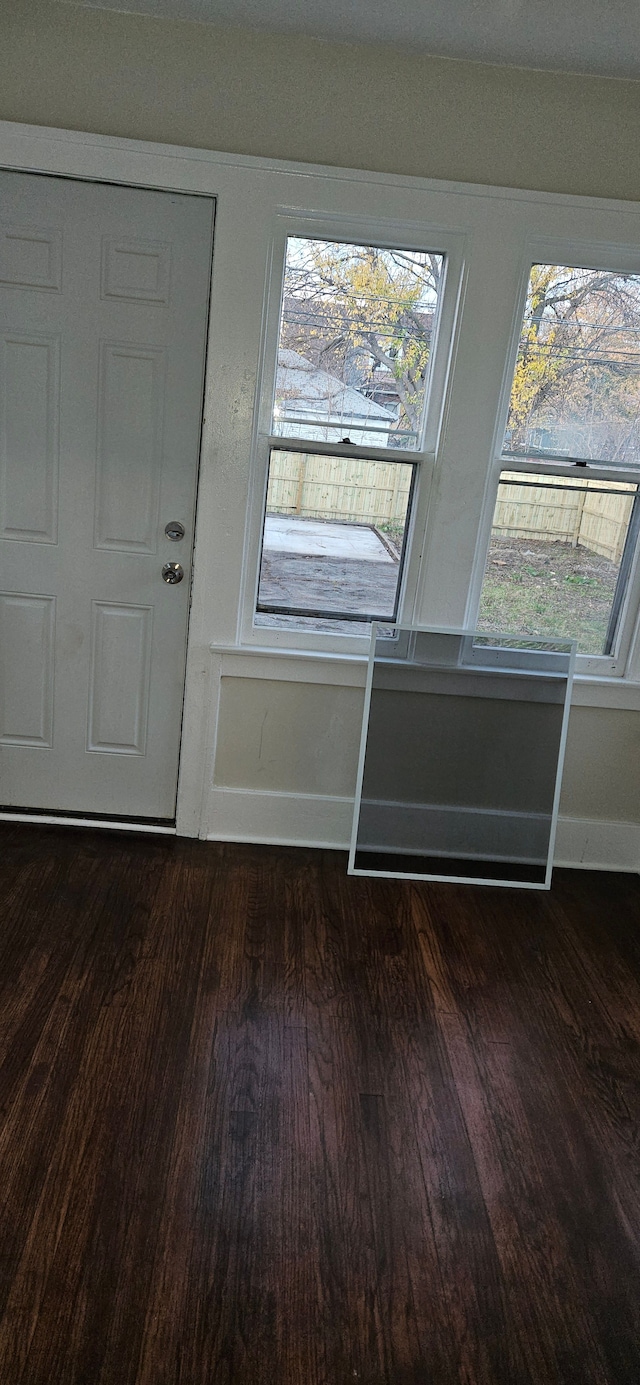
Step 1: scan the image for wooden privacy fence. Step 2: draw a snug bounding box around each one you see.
[495,473,636,564]
[267,451,413,531]
[267,453,636,564]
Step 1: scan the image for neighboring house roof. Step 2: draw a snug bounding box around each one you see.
[276,348,396,427]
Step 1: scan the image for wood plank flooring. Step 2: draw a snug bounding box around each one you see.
[0,822,639,1384]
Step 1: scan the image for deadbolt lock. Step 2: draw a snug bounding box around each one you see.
[165,520,185,541]
[162,562,184,584]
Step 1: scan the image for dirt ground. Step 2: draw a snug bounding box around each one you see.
[256,531,620,652]
[257,550,398,631]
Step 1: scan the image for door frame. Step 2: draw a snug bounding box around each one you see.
[0,122,228,836]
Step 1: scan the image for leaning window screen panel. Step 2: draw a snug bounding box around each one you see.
[256,449,415,625]
[273,237,445,450]
[349,627,576,890]
[503,264,640,467]
[477,472,640,655]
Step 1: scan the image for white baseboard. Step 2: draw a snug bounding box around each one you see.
[206,786,639,872]
[554,815,640,871]
[206,786,354,849]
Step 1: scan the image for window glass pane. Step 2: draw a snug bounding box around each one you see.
[273,237,444,450]
[477,471,639,655]
[256,449,414,626]
[505,264,640,465]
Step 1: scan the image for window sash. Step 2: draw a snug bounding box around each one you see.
[268,233,449,457]
[474,460,640,664]
[500,453,640,484]
[249,220,464,640]
[459,246,640,679]
[255,445,418,624]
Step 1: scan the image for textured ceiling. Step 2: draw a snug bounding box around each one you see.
[61,0,640,79]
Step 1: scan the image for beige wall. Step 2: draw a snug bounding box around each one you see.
[562,707,640,822]
[214,678,362,799]
[2,0,640,831]
[2,1,640,201]
[212,678,640,826]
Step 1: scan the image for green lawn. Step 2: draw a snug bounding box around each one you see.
[476,537,619,655]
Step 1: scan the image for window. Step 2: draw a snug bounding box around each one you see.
[254,234,446,631]
[235,181,640,690]
[476,263,640,667]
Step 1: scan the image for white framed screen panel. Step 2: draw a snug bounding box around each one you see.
[348,625,576,889]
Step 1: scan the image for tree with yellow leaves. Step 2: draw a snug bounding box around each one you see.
[279,238,442,446]
[507,263,640,464]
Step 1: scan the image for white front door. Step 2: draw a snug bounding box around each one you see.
[0,172,213,819]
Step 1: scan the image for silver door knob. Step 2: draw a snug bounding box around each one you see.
[165,520,185,541]
[162,562,184,584]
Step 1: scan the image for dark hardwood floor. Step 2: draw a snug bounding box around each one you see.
[0,823,639,1384]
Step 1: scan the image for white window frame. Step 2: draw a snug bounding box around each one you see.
[240,211,467,651]
[465,237,640,677]
[242,211,640,679]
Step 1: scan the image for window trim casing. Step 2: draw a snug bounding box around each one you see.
[464,237,640,679]
[239,210,468,652]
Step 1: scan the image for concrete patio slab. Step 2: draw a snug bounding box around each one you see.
[264,514,394,561]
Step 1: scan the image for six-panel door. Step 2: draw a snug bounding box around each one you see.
[0,172,214,818]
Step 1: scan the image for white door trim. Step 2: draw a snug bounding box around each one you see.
[0,124,232,835]
[0,162,214,828]
[0,812,176,834]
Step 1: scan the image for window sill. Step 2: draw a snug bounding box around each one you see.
[571,676,640,711]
